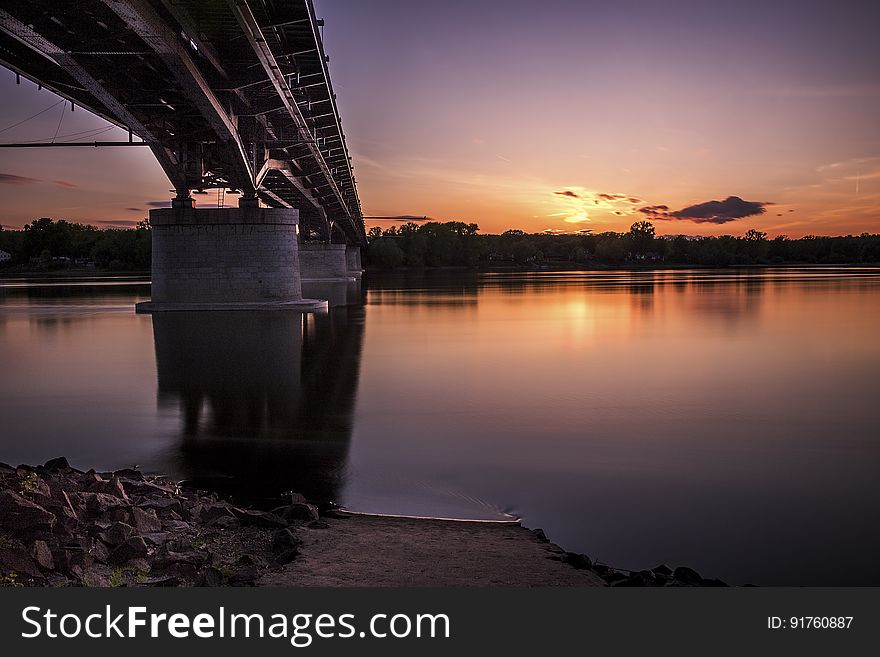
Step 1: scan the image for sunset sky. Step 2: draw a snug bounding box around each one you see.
[1,0,878,236]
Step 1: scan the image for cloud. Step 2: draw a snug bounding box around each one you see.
[554,190,580,198]
[640,197,770,224]
[364,215,430,222]
[97,220,141,228]
[638,204,670,217]
[0,173,40,185]
[146,200,172,208]
[125,207,143,212]
[51,180,77,189]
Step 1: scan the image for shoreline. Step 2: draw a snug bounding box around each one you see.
[0,459,727,587]
[2,261,878,280]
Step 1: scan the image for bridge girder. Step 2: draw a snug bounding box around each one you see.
[0,0,366,245]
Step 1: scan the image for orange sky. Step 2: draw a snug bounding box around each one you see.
[1,0,878,237]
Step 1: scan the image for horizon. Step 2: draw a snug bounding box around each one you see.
[1,0,879,237]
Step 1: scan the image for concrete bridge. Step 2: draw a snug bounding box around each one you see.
[0,0,365,310]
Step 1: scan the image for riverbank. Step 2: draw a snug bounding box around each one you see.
[0,459,726,587]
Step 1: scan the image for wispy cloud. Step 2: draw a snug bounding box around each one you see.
[0,173,40,185]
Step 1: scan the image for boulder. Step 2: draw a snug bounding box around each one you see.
[108,536,148,565]
[198,567,224,587]
[80,492,127,516]
[131,507,161,533]
[42,457,71,472]
[234,508,287,528]
[101,522,134,547]
[30,540,55,570]
[0,490,56,534]
[275,503,319,523]
[562,552,592,570]
[672,566,702,585]
[0,546,42,579]
[651,564,673,577]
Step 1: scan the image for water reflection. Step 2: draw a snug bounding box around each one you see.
[152,303,365,504]
[2,268,880,585]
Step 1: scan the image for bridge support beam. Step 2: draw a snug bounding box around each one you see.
[136,206,326,312]
[299,242,362,282]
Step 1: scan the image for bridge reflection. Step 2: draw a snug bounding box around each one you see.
[151,282,365,504]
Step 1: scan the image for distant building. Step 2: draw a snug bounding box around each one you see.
[0,250,11,263]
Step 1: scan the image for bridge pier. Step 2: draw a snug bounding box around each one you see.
[299,242,362,281]
[136,203,327,313]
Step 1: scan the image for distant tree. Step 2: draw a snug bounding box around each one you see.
[366,238,405,269]
[628,220,655,258]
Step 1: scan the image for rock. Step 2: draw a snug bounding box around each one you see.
[612,573,651,587]
[672,566,702,585]
[651,564,673,577]
[531,528,549,542]
[210,515,240,529]
[141,532,170,547]
[80,492,127,516]
[108,536,148,565]
[161,550,207,567]
[306,520,330,530]
[199,502,236,522]
[42,457,71,471]
[272,528,302,551]
[274,503,319,523]
[107,477,129,502]
[101,522,134,546]
[237,554,269,568]
[603,570,628,584]
[0,546,42,579]
[112,468,144,481]
[198,567,224,587]
[274,548,298,565]
[0,490,56,534]
[162,519,191,532]
[227,565,259,587]
[142,575,181,587]
[142,498,182,515]
[131,507,161,533]
[234,508,287,528]
[89,540,110,564]
[30,540,55,570]
[562,552,592,570]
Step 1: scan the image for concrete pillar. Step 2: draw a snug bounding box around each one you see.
[136,206,326,312]
[299,242,350,281]
[345,246,363,276]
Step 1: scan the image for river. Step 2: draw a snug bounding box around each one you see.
[1,267,878,585]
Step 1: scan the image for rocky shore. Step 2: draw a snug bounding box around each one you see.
[0,458,727,587]
[0,458,318,587]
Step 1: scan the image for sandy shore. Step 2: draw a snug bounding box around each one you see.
[259,514,606,587]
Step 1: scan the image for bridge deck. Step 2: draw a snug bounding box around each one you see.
[0,0,364,245]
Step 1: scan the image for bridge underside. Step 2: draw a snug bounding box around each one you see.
[0,0,366,246]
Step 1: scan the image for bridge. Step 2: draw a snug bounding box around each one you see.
[0,0,366,310]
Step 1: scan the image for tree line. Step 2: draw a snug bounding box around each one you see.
[2,217,878,272]
[365,221,880,269]
[0,218,151,270]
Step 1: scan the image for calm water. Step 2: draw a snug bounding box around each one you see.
[1,268,878,585]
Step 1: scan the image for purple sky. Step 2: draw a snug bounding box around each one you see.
[1,0,878,235]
